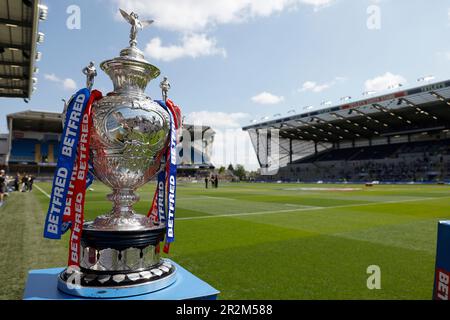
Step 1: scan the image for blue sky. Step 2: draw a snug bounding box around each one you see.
[1,0,450,169]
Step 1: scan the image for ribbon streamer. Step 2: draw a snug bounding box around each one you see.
[147,100,181,254]
[43,89,91,239]
[66,90,102,266]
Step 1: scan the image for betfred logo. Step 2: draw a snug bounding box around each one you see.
[435,269,450,300]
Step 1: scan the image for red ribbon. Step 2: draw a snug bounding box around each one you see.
[147,185,159,223]
[166,99,182,130]
[66,90,102,267]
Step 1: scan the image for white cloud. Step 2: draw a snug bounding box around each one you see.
[251,92,285,105]
[63,78,77,91]
[114,0,336,61]
[145,34,226,61]
[299,81,330,93]
[436,51,450,60]
[44,73,77,91]
[112,0,336,33]
[300,0,336,11]
[299,76,346,93]
[44,73,59,82]
[185,111,249,128]
[364,72,406,92]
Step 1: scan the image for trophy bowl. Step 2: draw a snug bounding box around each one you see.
[89,96,170,231]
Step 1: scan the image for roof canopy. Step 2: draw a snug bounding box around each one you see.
[7,109,62,133]
[243,80,450,143]
[0,0,45,99]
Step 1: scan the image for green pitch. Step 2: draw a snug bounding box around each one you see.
[1,181,450,299]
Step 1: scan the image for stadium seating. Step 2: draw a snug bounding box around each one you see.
[273,139,450,183]
[39,141,58,163]
[9,139,39,163]
[9,138,61,166]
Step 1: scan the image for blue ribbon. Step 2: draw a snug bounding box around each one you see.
[156,100,177,243]
[43,88,91,239]
[86,161,95,188]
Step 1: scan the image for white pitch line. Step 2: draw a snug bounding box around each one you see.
[284,203,318,208]
[177,197,216,201]
[177,196,450,221]
[34,183,51,198]
[176,196,237,201]
[177,207,325,221]
[202,196,236,201]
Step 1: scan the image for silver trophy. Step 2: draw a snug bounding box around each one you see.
[58,10,176,298]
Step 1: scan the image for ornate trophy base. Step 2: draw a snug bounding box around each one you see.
[24,261,220,300]
[57,262,176,298]
[57,222,177,298]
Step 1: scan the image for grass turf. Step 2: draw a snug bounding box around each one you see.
[1,181,450,299]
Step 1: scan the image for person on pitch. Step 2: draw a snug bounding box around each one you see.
[14,173,19,192]
[21,174,28,192]
[28,175,35,192]
[0,170,6,207]
[210,174,215,189]
[205,176,209,189]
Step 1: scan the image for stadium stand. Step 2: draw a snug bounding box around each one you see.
[0,133,8,167]
[5,110,62,177]
[177,123,216,180]
[178,123,215,170]
[243,80,450,183]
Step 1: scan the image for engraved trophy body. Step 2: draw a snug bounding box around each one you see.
[57,11,176,298]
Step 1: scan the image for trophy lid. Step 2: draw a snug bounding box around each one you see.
[100,9,160,96]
